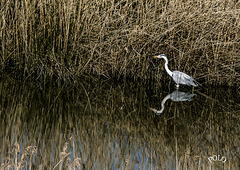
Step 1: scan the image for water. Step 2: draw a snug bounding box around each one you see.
[0,79,239,169]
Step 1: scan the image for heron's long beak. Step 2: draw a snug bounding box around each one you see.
[153,56,158,59]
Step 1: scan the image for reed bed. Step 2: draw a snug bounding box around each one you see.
[1,0,240,86]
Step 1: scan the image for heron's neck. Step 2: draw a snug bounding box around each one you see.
[159,94,171,114]
[164,59,173,77]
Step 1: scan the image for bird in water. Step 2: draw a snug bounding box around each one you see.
[150,90,197,115]
[153,54,198,88]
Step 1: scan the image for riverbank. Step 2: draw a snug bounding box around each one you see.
[1,0,239,86]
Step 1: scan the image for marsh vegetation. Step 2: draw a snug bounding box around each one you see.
[1,1,239,169]
[1,0,240,86]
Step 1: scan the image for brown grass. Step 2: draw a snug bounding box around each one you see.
[0,0,240,86]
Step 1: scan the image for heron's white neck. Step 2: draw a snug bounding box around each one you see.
[162,57,173,77]
[159,94,171,114]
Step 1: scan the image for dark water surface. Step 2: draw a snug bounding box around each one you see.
[0,79,239,169]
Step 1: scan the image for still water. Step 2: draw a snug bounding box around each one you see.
[0,79,239,169]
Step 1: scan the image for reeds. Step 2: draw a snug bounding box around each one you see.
[0,0,240,86]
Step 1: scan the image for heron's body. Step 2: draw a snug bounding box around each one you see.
[154,54,198,88]
[172,71,198,88]
[150,90,196,114]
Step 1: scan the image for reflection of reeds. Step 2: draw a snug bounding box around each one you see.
[53,139,82,170]
[1,0,240,86]
[1,140,83,170]
[0,80,239,169]
[1,142,37,169]
[18,146,37,169]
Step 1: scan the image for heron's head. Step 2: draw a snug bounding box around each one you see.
[153,54,166,59]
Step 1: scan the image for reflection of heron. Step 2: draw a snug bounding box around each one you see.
[153,54,198,88]
[150,90,196,115]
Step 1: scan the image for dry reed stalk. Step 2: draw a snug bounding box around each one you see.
[1,0,240,86]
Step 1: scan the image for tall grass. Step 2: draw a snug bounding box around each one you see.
[1,0,240,86]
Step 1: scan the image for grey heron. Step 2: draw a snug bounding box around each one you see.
[153,54,198,88]
[150,90,196,115]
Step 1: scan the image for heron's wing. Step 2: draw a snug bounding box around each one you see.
[172,71,198,86]
[170,90,197,101]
